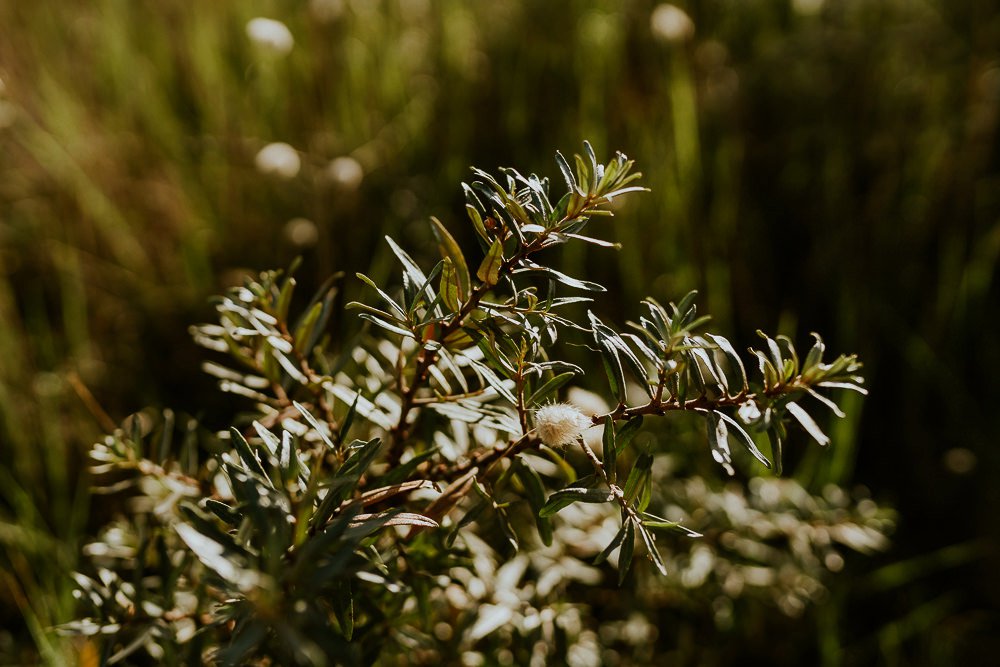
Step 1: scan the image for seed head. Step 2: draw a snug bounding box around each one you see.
[534,403,591,447]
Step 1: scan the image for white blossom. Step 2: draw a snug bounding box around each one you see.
[534,403,591,447]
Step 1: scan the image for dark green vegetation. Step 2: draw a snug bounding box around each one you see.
[0,1,996,664]
[61,146,883,665]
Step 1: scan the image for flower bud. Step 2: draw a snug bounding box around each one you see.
[534,403,591,447]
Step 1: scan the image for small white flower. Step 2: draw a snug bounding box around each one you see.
[246,18,294,56]
[255,142,301,179]
[650,4,695,44]
[534,403,591,447]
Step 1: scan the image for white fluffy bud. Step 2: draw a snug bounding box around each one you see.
[534,403,591,447]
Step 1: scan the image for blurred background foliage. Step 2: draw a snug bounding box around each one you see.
[0,0,997,664]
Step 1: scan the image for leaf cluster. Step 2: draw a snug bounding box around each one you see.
[68,144,872,664]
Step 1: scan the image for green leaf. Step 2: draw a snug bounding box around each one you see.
[332,580,354,640]
[378,447,439,487]
[513,458,553,546]
[806,387,847,418]
[276,276,296,322]
[618,519,636,585]
[406,259,445,318]
[468,358,517,404]
[292,401,335,451]
[229,427,272,487]
[344,301,399,321]
[216,620,268,666]
[705,411,735,476]
[279,431,293,475]
[583,140,599,190]
[357,313,417,339]
[429,216,471,301]
[446,498,489,548]
[514,265,605,292]
[640,511,702,538]
[560,232,621,249]
[252,421,281,459]
[555,150,583,195]
[803,332,826,370]
[526,371,576,406]
[494,504,519,553]
[614,416,644,455]
[477,237,504,286]
[293,302,324,355]
[351,511,439,529]
[714,411,771,468]
[385,235,429,289]
[786,401,830,446]
[769,427,785,477]
[204,499,240,526]
[312,438,383,528]
[338,393,360,444]
[602,415,617,484]
[439,258,462,311]
[466,203,490,244]
[623,453,653,505]
[594,521,628,565]
[816,381,868,395]
[591,314,651,396]
[175,522,257,589]
[539,487,614,517]
[759,330,784,372]
[636,521,667,575]
[356,273,406,319]
[597,341,625,403]
[705,333,749,395]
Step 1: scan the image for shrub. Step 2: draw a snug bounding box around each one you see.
[64,144,889,665]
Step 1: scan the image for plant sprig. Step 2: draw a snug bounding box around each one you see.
[67,143,874,664]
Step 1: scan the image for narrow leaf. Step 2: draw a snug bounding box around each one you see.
[614,416,644,455]
[439,258,462,311]
[385,235,428,288]
[594,521,628,565]
[429,216,471,300]
[539,487,614,517]
[618,519,636,584]
[636,522,668,575]
[526,371,576,406]
[715,411,771,468]
[477,237,504,286]
[292,401,335,450]
[229,427,272,485]
[358,313,417,339]
[602,415,617,484]
[555,150,582,195]
[468,358,517,405]
[786,401,831,446]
